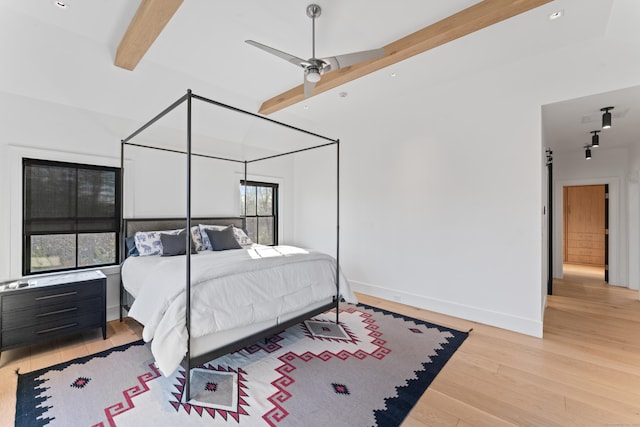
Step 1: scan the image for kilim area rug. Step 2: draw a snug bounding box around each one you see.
[15,303,468,427]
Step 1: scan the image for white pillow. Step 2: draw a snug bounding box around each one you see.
[134,228,182,256]
[189,225,206,251]
[233,226,254,246]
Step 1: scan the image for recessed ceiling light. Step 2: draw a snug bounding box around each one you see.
[303,105,309,110]
[53,1,68,9]
[549,10,563,20]
[338,92,348,98]
[390,72,397,77]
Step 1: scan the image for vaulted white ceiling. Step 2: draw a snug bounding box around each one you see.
[0,0,638,156]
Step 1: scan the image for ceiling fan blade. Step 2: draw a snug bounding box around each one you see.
[245,40,310,68]
[304,77,316,98]
[321,47,385,72]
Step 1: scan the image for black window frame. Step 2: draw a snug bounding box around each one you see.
[22,158,121,275]
[240,180,279,246]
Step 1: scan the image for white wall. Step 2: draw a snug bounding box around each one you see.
[291,147,337,254]
[627,143,640,291]
[292,14,640,338]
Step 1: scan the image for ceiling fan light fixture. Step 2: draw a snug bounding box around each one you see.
[601,106,614,129]
[306,68,321,83]
[246,3,384,101]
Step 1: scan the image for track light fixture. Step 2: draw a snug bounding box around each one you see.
[601,106,614,129]
[591,130,600,148]
[585,146,592,160]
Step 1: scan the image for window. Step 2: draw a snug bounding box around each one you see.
[240,180,278,245]
[23,158,121,275]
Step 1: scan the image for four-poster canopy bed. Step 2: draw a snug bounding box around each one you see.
[118,89,351,401]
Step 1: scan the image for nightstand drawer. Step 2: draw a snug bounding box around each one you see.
[1,280,103,312]
[1,296,103,330]
[1,312,104,349]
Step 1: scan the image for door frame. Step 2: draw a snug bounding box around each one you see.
[554,177,619,284]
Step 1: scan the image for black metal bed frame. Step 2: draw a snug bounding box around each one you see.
[119,89,340,401]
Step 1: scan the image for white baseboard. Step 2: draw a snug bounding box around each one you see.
[351,280,543,338]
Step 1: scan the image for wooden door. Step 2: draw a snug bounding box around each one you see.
[563,185,605,266]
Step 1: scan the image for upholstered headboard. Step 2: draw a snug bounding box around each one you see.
[121,217,245,261]
[123,217,244,238]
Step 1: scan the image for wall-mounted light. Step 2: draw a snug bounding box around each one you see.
[585,146,592,160]
[590,130,600,147]
[601,106,614,129]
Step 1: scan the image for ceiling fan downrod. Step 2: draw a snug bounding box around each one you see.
[306,4,322,82]
[307,3,322,60]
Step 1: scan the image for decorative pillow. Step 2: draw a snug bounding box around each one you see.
[160,230,197,256]
[232,226,254,246]
[134,228,182,256]
[125,236,139,257]
[198,224,226,250]
[204,226,242,251]
[190,226,206,251]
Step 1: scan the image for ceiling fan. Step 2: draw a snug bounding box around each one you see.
[245,4,385,98]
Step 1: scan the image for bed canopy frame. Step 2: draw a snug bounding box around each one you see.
[120,89,340,400]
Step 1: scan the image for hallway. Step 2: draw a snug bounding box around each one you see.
[545,263,640,376]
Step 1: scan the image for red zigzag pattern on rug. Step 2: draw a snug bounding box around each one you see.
[263,310,391,426]
[96,362,161,427]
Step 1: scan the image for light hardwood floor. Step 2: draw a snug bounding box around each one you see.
[2,266,639,426]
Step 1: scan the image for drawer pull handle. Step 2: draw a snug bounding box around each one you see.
[36,323,78,334]
[35,291,78,301]
[36,307,78,317]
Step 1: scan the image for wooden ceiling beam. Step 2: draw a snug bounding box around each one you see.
[258,0,552,115]
[115,0,184,71]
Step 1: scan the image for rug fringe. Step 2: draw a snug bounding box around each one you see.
[467,328,474,333]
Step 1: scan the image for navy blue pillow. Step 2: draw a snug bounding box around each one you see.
[205,226,242,251]
[125,236,139,257]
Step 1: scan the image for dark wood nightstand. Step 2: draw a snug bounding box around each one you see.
[0,270,106,356]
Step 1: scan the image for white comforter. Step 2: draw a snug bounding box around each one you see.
[121,245,355,376]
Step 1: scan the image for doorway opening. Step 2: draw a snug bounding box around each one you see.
[562,184,608,282]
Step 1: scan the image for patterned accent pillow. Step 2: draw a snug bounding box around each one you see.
[134,228,182,256]
[233,226,254,246]
[198,224,226,251]
[190,226,206,251]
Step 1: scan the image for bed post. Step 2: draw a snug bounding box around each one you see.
[243,161,248,230]
[185,89,193,401]
[336,139,340,325]
[119,140,125,322]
